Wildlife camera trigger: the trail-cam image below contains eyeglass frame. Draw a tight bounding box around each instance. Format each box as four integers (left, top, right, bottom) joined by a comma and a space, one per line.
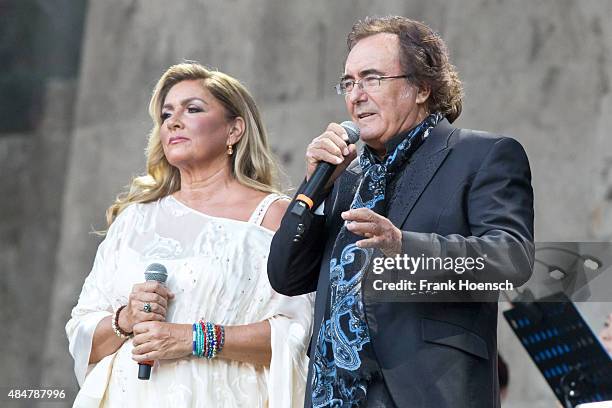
334, 74, 412, 95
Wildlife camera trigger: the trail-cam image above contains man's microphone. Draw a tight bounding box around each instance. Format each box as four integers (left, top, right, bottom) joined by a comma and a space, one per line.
290, 121, 360, 242
295, 121, 360, 211
138, 263, 168, 380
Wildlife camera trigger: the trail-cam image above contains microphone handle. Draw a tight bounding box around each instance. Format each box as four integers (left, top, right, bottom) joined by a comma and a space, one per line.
138, 362, 153, 380
300, 162, 336, 208
138, 278, 165, 380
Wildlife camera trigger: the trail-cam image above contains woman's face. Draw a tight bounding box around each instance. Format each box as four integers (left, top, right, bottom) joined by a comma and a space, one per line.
159, 79, 235, 170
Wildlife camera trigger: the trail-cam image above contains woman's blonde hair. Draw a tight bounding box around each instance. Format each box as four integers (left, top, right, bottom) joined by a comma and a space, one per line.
105, 62, 280, 227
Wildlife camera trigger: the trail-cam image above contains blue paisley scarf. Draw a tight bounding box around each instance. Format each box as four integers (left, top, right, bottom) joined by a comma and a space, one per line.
311, 112, 444, 407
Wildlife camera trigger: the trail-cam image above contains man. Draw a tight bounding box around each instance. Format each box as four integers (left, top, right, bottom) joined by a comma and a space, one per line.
268, 16, 534, 407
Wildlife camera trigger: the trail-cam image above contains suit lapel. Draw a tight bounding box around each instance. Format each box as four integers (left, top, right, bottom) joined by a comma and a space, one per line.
388, 119, 456, 227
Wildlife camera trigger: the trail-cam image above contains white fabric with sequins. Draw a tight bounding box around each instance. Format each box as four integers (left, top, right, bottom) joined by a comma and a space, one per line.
66, 194, 314, 408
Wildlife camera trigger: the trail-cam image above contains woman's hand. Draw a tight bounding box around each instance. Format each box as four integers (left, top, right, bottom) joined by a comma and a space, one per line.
131, 322, 192, 362
119, 282, 175, 334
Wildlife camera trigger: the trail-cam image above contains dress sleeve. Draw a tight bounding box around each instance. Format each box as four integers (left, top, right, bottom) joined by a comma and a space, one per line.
265, 290, 315, 408
65, 208, 131, 386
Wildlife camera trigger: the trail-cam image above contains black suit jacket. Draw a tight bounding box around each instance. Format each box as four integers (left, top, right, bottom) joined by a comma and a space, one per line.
268, 119, 534, 408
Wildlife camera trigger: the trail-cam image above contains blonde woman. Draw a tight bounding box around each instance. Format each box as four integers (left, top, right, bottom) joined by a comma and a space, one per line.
66, 63, 313, 407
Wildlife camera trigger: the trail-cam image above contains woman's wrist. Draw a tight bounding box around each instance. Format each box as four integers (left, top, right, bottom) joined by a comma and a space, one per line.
177, 324, 194, 357
112, 305, 133, 339
117, 306, 132, 334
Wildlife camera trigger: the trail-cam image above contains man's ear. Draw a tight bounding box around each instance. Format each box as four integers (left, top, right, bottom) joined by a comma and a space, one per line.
416, 84, 431, 105
227, 116, 245, 146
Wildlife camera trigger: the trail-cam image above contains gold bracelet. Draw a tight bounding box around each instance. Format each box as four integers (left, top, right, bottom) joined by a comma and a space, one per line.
112, 305, 132, 339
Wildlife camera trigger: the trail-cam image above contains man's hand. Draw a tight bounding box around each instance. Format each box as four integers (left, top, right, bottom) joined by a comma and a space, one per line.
131, 322, 192, 362
306, 123, 357, 188
342, 208, 402, 257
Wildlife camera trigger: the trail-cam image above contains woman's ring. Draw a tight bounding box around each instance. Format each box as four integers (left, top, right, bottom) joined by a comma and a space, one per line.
143, 303, 152, 313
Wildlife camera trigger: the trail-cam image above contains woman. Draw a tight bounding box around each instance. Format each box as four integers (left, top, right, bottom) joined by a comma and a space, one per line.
66, 62, 313, 407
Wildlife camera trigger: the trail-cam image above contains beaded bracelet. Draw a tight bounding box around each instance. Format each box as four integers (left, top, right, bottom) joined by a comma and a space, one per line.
192, 320, 225, 358
192, 323, 198, 355
204, 323, 209, 355
193, 320, 205, 357
206, 321, 215, 358
112, 305, 133, 339
193, 321, 206, 357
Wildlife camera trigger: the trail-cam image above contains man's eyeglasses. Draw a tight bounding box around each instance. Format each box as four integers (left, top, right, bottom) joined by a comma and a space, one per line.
334, 75, 409, 95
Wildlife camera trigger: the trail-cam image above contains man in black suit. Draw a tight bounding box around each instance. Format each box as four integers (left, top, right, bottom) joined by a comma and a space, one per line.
268, 16, 534, 408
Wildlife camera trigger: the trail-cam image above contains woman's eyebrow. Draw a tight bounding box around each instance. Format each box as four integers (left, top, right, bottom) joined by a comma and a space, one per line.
162, 97, 208, 110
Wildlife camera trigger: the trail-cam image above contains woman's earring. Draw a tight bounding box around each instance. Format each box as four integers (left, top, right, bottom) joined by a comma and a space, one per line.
227, 144, 233, 156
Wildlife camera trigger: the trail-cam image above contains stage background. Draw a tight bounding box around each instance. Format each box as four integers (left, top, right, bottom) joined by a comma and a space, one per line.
1, 1, 611, 407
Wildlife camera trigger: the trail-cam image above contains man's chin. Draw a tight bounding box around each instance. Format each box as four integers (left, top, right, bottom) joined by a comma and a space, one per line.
359, 133, 386, 154
359, 129, 382, 145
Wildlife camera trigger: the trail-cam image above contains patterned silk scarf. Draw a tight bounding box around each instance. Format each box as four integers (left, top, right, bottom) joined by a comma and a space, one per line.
311, 113, 444, 407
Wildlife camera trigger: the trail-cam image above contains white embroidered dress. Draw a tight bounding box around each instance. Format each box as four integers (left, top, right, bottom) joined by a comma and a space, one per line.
66, 194, 314, 408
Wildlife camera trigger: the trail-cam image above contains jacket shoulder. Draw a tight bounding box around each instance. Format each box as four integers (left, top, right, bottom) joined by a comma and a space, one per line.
449, 127, 526, 156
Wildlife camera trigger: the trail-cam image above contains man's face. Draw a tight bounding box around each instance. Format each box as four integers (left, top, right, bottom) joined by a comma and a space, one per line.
343, 33, 428, 154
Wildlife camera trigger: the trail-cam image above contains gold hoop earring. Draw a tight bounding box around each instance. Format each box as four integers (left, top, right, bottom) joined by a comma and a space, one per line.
227, 144, 233, 156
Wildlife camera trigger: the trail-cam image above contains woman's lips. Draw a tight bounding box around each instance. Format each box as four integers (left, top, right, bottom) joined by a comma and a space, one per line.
169, 137, 189, 145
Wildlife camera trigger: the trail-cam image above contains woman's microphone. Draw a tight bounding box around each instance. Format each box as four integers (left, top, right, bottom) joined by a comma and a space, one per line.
138, 263, 168, 380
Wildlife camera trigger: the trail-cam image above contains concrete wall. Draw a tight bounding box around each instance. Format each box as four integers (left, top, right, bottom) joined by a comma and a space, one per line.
0, 80, 76, 408
1, 1, 611, 407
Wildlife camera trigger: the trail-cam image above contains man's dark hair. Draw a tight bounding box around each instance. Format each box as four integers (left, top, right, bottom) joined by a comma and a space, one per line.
347, 16, 463, 123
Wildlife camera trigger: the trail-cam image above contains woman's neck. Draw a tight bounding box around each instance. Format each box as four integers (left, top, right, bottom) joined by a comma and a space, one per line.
175, 161, 236, 205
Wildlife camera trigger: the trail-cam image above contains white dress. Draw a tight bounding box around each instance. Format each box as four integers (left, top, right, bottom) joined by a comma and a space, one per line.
66, 194, 314, 408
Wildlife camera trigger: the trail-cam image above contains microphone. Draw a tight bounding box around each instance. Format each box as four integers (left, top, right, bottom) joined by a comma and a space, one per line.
138, 263, 168, 380
295, 121, 360, 210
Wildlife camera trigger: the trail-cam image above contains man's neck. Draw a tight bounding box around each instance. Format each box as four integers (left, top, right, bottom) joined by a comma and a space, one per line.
369, 110, 431, 159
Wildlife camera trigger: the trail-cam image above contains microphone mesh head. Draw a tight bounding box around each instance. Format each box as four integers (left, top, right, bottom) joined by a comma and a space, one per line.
144, 263, 168, 283
340, 121, 360, 144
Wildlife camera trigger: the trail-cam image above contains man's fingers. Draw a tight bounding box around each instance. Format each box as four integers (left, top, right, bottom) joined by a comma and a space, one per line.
323, 129, 350, 154
355, 237, 383, 248
305, 123, 357, 181
346, 221, 379, 237
347, 144, 358, 158
326, 122, 352, 150
316, 136, 345, 157
307, 147, 344, 166
342, 208, 380, 222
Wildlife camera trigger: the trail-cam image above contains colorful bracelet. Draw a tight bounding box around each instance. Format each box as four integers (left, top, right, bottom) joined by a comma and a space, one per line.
192, 320, 225, 359
112, 305, 132, 339
193, 321, 205, 357
192, 323, 198, 356
200, 320, 207, 357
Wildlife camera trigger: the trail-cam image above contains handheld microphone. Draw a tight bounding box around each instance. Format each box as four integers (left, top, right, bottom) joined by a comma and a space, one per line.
295, 121, 360, 210
290, 121, 360, 242
138, 263, 168, 380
